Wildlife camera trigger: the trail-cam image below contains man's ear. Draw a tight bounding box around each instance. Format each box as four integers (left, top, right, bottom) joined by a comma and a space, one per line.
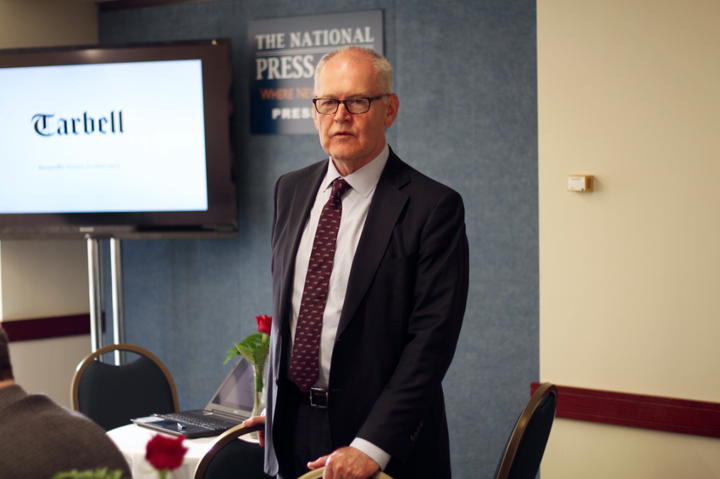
384, 94, 400, 128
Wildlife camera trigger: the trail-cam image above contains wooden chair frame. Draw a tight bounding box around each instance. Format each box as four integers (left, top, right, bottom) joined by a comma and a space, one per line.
71, 343, 179, 413
193, 423, 264, 479
297, 467, 393, 479
494, 382, 558, 479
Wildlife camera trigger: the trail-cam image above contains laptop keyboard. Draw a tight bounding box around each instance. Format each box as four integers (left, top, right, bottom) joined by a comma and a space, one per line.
162, 410, 240, 430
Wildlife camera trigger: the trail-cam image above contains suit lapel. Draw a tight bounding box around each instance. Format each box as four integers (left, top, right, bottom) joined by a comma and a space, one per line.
338, 152, 410, 335
279, 162, 327, 329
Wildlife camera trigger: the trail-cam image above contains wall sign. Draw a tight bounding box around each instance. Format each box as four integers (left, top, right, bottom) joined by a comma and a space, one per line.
248, 10, 384, 135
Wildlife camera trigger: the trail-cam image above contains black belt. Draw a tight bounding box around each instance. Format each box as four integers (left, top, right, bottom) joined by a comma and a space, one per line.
308, 387, 329, 408
291, 385, 329, 409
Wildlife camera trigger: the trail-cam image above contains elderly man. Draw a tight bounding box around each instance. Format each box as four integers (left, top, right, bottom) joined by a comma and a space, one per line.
245, 46, 469, 479
0, 327, 131, 478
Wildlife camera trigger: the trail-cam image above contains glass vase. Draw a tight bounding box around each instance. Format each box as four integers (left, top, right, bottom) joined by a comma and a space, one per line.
249, 364, 266, 441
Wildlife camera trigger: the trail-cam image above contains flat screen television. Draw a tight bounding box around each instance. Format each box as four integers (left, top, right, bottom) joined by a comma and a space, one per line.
0, 39, 238, 240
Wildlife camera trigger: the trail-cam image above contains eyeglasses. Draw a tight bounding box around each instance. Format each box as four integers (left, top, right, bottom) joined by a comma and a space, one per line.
312, 94, 391, 115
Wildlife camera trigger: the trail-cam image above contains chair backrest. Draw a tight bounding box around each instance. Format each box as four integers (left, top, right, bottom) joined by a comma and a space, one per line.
494, 382, 558, 479
71, 343, 179, 431
193, 423, 269, 479
297, 467, 394, 479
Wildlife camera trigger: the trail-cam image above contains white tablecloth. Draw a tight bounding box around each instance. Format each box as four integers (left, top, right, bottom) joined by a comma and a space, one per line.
107, 423, 217, 479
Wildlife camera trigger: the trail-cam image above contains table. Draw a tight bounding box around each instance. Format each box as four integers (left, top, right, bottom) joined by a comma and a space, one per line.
107, 423, 216, 479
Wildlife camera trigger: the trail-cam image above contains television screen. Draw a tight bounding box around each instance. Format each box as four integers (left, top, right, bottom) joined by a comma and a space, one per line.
0, 39, 237, 239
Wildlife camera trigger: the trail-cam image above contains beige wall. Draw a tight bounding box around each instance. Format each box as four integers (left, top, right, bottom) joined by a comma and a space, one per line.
0, 0, 97, 407
0, 0, 97, 48
9, 335, 92, 409
0, 240, 90, 321
538, 0, 720, 477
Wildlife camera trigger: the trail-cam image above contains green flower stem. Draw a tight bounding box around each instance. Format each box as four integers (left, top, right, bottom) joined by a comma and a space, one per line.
225, 332, 269, 420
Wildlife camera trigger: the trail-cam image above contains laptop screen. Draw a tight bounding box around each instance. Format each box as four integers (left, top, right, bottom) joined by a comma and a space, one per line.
210, 358, 255, 412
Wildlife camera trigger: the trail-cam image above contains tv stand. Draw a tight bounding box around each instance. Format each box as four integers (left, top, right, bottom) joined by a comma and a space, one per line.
86, 237, 125, 364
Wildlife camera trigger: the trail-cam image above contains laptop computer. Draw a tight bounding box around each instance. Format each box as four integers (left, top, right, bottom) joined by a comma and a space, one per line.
132, 357, 256, 438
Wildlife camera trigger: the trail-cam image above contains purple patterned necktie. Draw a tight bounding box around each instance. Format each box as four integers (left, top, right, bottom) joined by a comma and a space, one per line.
289, 178, 352, 392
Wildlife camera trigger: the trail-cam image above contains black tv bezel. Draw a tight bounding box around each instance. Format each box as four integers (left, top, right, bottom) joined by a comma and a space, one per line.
0, 38, 238, 240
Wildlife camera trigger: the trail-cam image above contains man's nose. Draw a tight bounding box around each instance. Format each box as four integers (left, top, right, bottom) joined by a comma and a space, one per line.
334, 102, 352, 121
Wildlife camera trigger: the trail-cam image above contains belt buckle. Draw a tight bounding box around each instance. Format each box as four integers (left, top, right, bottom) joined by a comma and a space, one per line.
309, 387, 328, 409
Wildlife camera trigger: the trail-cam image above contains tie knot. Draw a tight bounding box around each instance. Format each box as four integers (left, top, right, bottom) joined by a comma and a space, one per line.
331, 178, 351, 205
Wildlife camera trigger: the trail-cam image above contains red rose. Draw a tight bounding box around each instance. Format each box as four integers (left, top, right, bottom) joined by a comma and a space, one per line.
145, 434, 188, 471
256, 314, 272, 335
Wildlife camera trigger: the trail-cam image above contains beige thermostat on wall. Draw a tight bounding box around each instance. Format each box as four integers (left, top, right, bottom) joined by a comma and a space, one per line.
567, 175, 594, 192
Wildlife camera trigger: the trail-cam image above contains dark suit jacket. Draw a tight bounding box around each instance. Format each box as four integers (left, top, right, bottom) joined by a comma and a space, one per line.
0, 385, 131, 478
266, 149, 469, 479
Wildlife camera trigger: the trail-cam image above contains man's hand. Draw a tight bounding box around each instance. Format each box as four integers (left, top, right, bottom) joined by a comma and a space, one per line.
308, 447, 380, 479
242, 415, 266, 447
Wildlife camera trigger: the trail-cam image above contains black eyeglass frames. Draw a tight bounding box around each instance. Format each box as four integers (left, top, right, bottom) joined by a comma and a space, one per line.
312, 94, 391, 115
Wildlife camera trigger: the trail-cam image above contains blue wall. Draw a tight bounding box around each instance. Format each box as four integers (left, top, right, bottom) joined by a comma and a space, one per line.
99, 1, 537, 477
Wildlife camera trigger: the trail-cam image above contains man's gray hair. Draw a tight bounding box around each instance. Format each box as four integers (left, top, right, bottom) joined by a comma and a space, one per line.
314, 46, 393, 95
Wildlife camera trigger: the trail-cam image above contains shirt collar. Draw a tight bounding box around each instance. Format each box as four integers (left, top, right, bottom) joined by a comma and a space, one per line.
324, 143, 389, 199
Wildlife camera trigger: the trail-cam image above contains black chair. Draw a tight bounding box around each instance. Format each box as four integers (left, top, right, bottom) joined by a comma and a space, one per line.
297, 468, 393, 479
494, 382, 559, 479
193, 423, 269, 479
71, 343, 179, 431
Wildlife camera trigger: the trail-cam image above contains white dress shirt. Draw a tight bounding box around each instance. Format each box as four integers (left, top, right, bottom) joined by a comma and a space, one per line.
290, 143, 391, 469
